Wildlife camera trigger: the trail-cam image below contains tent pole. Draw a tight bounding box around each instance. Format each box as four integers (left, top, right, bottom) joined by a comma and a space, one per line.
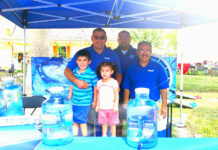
173, 27, 186, 128
179, 44, 185, 125
23, 25, 26, 96
178, 27, 186, 127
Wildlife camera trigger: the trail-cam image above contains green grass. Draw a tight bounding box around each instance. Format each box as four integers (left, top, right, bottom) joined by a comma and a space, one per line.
187, 106, 218, 137
173, 74, 218, 137
176, 74, 218, 92
173, 92, 218, 137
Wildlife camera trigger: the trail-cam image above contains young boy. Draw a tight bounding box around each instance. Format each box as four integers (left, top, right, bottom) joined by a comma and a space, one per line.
68, 49, 98, 136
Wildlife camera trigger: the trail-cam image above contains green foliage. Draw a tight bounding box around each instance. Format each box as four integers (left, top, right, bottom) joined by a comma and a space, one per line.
164, 30, 178, 51
176, 74, 218, 92
14, 69, 23, 74
58, 46, 66, 57
130, 29, 178, 55
130, 29, 164, 49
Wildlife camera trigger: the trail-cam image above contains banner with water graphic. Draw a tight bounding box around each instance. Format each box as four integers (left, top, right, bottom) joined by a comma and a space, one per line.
31, 57, 177, 102
31, 57, 71, 97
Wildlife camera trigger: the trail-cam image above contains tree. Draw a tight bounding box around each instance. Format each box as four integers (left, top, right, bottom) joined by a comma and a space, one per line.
164, 30, 178, 51
130, 29, 164, 49
130, 29, 177, 56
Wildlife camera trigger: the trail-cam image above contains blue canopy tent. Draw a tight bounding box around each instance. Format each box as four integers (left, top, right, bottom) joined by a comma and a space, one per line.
1, 0, 218, 28
1, 0, 218, 127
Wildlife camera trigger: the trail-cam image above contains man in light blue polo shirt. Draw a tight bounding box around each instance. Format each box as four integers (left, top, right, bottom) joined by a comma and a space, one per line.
123, 41, 169, 119
64, 28, 122, 136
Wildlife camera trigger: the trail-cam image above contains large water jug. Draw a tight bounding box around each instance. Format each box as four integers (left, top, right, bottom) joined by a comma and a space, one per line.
127, 88, 158, 149
0, 77, 23, 116
41, 87, 73, 146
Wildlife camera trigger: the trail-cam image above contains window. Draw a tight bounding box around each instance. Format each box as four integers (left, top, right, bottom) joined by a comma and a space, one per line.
53, 44, 70, 58
58, 46, 67, 57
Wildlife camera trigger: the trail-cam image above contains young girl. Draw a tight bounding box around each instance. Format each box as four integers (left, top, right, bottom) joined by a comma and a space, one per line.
96, 62, 119, 137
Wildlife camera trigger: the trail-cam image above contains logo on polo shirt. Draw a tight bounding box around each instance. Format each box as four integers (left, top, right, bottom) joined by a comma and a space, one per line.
129, 55, 135, 59
148, 69, 154, 72
104, 57, 111, 60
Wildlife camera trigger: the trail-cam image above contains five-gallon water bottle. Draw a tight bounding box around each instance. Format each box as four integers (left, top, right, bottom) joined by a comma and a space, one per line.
41, 87, 73, 146
0, 77, 23, 116
127, 88, 158, 149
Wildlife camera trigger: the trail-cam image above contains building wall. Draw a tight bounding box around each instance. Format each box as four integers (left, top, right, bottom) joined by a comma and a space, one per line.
1, 16, 124, 58
0, 16, 130, 96
28, 30, 51, 57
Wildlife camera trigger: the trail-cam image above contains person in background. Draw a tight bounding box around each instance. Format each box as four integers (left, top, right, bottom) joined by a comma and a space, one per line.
123, 41, 169, 119
68, 49, 98, 136
64, 28, 122, 136
95, 62, 119, 137
114, 30, 138, 136
9, 56, 15, 75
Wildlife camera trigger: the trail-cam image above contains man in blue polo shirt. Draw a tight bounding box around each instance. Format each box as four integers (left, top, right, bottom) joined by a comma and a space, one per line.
114, 30, 138, 105
123, 41, 169, 119
64, 28, 122, 136
65, 28, 122, 87
114, 30, 138, 136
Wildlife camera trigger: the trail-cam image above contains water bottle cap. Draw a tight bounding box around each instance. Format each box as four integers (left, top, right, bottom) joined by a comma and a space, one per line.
48, 87, 64, 93
135, 88, 149, 94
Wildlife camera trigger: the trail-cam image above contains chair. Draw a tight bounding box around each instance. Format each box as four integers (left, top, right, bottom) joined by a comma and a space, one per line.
22, 96, 46, 115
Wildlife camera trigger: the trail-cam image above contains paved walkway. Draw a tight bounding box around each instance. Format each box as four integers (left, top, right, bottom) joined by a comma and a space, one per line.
172, 114, 192, 137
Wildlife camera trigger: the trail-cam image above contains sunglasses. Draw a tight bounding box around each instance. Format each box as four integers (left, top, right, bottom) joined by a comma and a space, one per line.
94, 36, 105, 40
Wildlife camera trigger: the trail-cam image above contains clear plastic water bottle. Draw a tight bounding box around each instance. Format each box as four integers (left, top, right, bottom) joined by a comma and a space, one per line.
127, 88, 158, 149
0, 77, 23, 116
41, 87, 73, 146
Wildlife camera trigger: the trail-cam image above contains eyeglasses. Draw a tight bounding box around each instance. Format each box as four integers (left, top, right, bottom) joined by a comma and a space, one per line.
94, 36, 105, 40
138, 49, 151, 54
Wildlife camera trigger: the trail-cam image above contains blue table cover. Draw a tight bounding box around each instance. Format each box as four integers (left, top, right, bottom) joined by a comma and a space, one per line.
0, 125, 217, 150
35, 137, 218, 150
0, 125, 42, 150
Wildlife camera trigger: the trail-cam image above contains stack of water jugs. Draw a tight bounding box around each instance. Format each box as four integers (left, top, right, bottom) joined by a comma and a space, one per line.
127, 88, 158, 149
0, 77, 23, 116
